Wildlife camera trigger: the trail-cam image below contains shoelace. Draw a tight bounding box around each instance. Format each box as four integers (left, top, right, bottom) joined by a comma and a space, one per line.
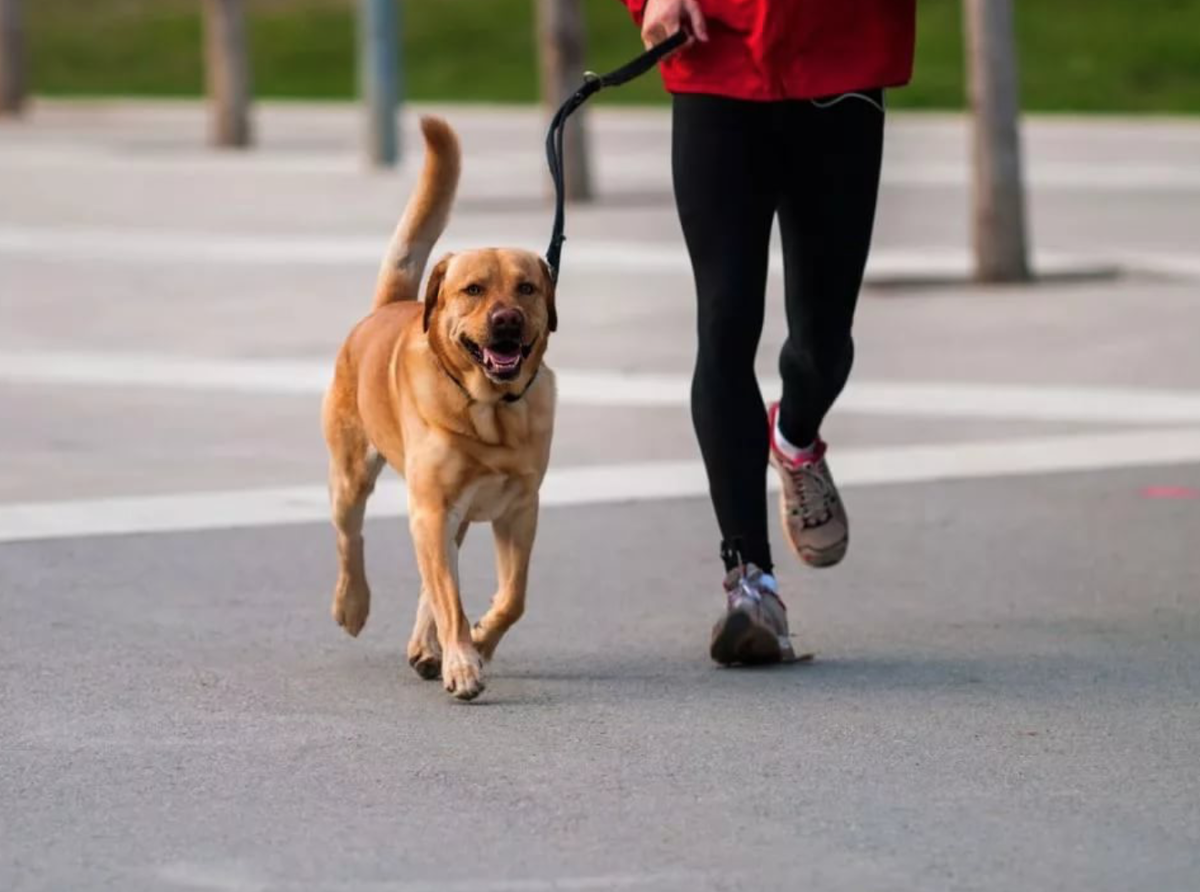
784, 460, 837, 528
726, 568, 769, 609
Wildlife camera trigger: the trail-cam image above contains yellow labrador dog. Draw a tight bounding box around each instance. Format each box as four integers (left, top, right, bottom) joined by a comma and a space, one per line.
322, 117, 556, 701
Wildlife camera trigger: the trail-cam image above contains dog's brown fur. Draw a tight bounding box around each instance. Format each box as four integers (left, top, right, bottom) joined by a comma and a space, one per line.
322, 116, 556, 701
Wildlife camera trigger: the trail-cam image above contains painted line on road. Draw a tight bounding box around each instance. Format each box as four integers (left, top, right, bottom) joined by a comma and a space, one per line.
1121, 250, 1200, 280
4, 141, 1200, 191
881, 160, 1200, 191
6, 349, 1200, 425
0, 350, 331, 395
2, 427, 1198, 543
0, 224, 1149, 280
156, 862, 704, 892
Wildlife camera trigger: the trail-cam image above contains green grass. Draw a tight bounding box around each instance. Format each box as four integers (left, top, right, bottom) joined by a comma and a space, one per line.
24, 0, 1200, 112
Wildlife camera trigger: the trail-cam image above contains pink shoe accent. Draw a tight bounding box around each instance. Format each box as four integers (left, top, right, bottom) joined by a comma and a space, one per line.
767, 402, 826, 468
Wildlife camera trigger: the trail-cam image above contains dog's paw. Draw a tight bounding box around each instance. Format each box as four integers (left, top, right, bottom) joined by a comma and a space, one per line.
470, 623, 499, 662
407, 605, 442, 680
442, 648, 485, 701
407, 645, 442, 681
332, 580, 369, 637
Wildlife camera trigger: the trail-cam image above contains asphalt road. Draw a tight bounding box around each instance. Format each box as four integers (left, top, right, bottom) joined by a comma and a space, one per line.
2, 102, 1199, 891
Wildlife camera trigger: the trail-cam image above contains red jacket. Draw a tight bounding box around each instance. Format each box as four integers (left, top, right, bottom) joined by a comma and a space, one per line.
619, 0, 916, 101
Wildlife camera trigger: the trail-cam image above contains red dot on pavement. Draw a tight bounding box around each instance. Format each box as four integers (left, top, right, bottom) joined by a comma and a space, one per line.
1141, 485, 1200, 500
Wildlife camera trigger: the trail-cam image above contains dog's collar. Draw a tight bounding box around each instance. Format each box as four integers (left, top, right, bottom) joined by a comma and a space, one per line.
504, 366, 540, 403
436, 356, 540, 406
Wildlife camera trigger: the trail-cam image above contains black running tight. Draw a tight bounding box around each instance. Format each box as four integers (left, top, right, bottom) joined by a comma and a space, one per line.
672, 91, 885, 573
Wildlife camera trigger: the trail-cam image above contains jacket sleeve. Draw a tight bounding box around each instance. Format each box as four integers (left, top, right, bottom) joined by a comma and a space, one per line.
615, 0, 648, 25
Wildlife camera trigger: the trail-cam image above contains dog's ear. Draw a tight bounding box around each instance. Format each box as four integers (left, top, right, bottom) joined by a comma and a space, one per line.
422, 254, 452, 333
538, 257, 558, 333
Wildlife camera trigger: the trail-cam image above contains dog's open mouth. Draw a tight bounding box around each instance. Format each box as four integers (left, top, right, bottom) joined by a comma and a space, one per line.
461, 336, 534, 382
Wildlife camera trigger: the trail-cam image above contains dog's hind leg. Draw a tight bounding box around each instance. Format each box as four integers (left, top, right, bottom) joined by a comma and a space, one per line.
407, 519, 468, 680
472, 498, 537, 661
326, 425, 384, 638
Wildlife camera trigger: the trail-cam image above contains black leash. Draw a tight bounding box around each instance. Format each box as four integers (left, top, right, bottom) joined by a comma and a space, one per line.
544, 31, 688, 283
429, 39, 679, 408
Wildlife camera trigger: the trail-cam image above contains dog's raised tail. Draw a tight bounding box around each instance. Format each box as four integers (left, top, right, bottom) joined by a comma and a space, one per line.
371, 116, 461, 309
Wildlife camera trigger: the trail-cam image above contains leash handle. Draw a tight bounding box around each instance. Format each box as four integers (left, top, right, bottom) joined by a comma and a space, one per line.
545, 30, 688, 282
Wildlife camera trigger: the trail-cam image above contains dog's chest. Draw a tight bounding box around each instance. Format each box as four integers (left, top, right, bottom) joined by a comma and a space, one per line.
461, 473, 527, 523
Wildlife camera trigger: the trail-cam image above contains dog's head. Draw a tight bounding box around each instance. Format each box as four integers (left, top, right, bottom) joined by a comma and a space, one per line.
422, 248, 556, 391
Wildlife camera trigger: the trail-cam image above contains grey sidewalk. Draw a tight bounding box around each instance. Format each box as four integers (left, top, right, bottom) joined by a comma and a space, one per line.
1, 102, 1199, 891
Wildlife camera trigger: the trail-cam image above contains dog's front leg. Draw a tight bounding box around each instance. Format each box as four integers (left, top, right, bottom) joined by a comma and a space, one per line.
408, 501, 484, 701
407, 519, 469, 681
472, 496, 537, 661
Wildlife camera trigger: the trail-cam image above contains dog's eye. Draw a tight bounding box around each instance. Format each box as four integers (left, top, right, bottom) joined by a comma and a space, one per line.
464, 283, 484, 297
517, 282, 535, 296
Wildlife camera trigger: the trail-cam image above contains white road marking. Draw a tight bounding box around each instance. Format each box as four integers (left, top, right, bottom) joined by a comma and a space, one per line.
0, 223, 1146, 280
0, 223, 388, 265
278, 872, 703, 892
556, 373, 1200, 425
2, 427, 1198, 543
155, 862, 701, 892
5, 349, 1200, 424
0, 350, 331, 395
3, 139, 1199, 190
839, 381, 1200, 426
882, 160, 1200, 191
157, 863, 268, 892
1121, 250, 1200, 280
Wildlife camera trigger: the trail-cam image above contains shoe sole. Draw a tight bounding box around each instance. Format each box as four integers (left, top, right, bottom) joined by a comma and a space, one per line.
798, 537, 848, 568
710, 609, 782, 667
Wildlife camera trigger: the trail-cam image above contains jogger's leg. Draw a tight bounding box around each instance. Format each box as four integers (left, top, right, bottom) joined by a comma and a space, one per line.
672, 94, 778, 571
776, 90, 886, 447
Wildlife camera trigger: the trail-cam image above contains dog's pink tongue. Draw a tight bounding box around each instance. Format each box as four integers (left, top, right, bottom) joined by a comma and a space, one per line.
484, 347, 521, 368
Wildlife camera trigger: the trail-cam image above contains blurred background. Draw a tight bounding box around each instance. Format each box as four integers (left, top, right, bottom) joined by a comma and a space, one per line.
15, 0, 1200, 111
3, 3, 1200, 892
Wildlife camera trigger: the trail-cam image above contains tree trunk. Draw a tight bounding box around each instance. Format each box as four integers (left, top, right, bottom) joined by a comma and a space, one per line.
536, 0, 593, 201
203, 0, 253, 147
359, 0, 400, 167
964, 0, 1031, 282
0, 0, 26, 116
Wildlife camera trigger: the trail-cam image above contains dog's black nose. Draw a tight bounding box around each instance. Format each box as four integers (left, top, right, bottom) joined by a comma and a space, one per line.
489, 307, 524, 334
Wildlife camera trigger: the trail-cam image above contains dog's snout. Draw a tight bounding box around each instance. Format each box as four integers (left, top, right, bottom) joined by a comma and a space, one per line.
489, 307, 524, 334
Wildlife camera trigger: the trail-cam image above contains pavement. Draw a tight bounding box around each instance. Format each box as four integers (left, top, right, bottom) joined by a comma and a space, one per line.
1, 100, 1199, 891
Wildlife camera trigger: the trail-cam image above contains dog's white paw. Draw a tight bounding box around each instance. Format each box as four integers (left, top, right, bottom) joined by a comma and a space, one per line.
332, 577, 370, 637
442, 648, 485, 701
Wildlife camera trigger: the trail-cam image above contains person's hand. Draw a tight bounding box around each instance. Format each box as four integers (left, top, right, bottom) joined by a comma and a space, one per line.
641, 0, 708, 54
